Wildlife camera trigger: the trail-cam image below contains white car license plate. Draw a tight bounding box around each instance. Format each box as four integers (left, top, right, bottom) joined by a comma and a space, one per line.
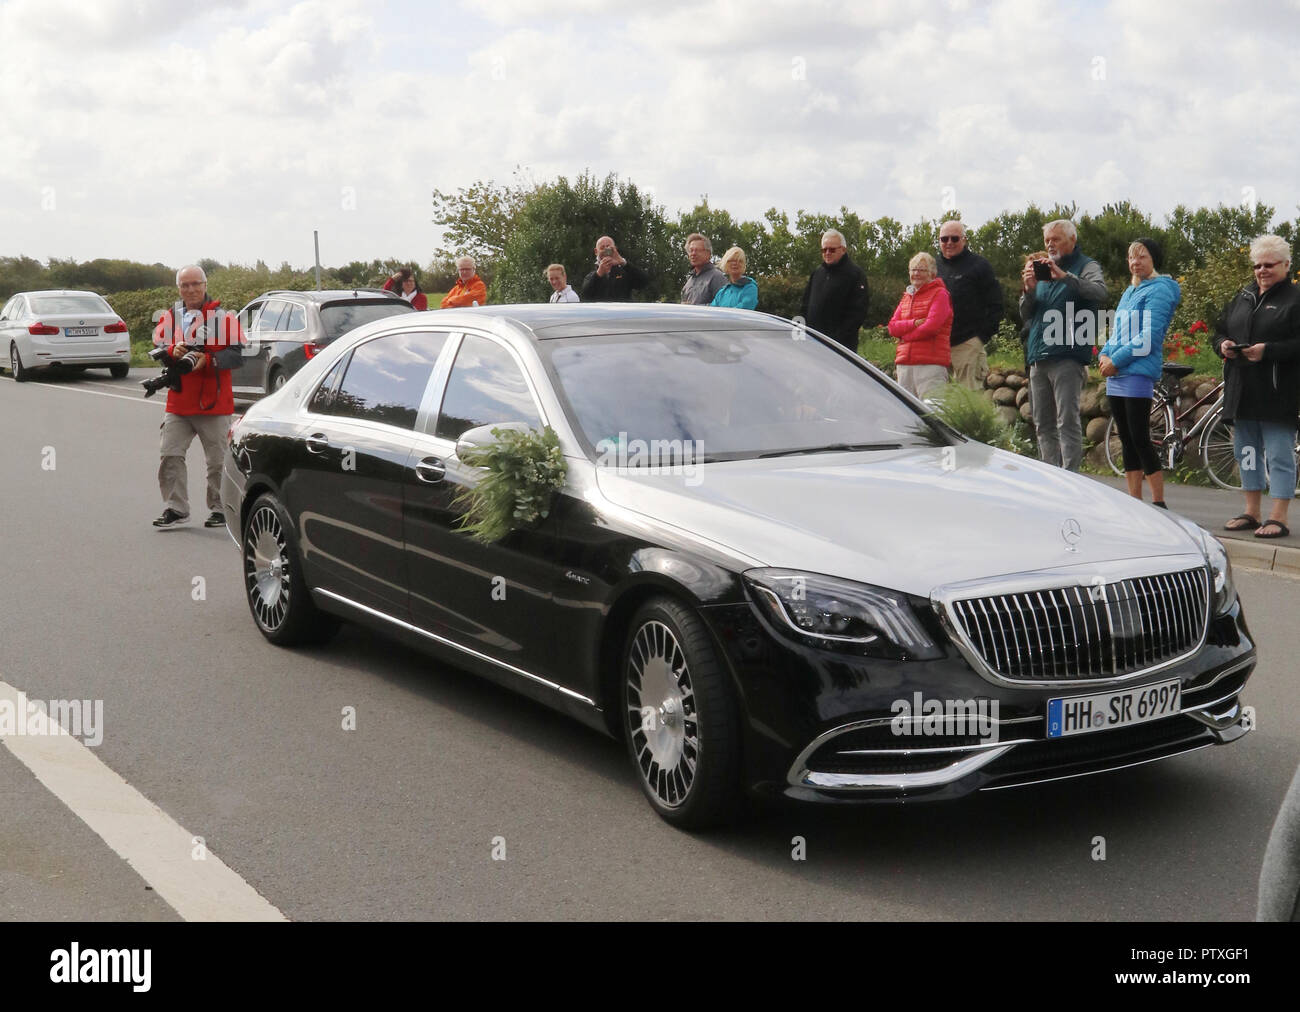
65, 326, 98, 337
1047, 678, 1181, 738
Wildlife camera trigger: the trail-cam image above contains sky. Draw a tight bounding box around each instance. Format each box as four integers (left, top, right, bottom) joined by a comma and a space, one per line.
2, 0, 1297, 270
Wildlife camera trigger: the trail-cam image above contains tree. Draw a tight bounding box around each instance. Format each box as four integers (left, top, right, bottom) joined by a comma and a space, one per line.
493, 171, 673, 304
431, 170, 532, 270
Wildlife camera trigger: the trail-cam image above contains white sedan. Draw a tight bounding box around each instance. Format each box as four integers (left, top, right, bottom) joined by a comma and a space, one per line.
0, 290, 132, 381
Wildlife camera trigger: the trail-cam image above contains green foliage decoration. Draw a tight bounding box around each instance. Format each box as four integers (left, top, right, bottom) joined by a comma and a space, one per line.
453, 427, 568, 544
929, 381, 1012, 448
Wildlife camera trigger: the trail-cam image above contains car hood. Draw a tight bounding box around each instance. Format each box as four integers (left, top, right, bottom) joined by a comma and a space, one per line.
591, 442, 1204, 596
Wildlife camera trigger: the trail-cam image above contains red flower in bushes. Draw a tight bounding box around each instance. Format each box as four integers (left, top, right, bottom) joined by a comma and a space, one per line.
1188, 320, 1208, 334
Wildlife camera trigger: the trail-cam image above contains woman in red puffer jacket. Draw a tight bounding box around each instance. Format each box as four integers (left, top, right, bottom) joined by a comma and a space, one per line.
888, 252, 953, 398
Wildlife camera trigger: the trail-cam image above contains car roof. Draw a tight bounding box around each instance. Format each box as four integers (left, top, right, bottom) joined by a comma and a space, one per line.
256, 289, 400, 302
14, 290, 109, 299
428, 303, 793, 340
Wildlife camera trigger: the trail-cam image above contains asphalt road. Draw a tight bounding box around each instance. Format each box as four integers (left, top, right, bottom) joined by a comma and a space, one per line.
1, 369, 1298, 921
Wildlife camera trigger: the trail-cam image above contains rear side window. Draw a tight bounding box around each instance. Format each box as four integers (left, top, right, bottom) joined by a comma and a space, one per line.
435, 334, 542, 441
257, 301, 288, 332
319, 302, 416, 343
283, 304, 306, 332
319, 331, 448, 429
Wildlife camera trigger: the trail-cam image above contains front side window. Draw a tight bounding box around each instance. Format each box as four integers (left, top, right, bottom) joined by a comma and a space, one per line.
434, 334, 542, 441
318, 331, 447, 429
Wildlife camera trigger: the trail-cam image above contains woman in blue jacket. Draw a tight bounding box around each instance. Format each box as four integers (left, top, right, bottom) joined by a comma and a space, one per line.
1098, 237, 1181, 506
711, 247, 759, 310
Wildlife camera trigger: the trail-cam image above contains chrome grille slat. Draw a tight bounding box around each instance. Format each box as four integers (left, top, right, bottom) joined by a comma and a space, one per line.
949, 567, 1209, 683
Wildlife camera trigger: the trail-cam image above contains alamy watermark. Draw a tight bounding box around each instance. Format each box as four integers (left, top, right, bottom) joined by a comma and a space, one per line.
595, 432, 704, 486
0, 691, 104, 747
1041, 304, 1153, 352
890, 692, 999, 741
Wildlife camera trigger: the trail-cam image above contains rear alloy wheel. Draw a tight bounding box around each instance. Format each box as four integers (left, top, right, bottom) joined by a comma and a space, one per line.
10, 343, 30, 382
1200, 411, 1243, 492
266, 367, 285, 395
109, 363, 129, 379
242, 493, 338, 646
623, 596, 741, 829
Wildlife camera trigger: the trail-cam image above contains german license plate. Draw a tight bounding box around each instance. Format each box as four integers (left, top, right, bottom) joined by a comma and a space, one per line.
1047, 678, 1180, 738
65, 326, 98, 337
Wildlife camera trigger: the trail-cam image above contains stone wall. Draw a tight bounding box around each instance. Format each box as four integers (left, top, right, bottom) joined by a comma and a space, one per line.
983, 369, 1221, 466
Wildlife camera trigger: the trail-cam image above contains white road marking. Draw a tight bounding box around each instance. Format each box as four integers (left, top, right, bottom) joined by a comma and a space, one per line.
0, 680, 287, 922
0, 374, 160, 405
0, 374, 256, 406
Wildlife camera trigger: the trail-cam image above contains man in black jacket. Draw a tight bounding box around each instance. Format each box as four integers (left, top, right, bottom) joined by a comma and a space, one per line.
936, 220, 1003, 388
799, 229, 869, 352
580, 236, 649, 302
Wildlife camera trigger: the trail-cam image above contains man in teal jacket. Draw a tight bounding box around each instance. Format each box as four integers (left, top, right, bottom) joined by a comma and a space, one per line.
1019, 219, 1108, 471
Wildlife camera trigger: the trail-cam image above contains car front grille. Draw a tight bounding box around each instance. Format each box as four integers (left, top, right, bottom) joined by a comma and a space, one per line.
948, 567, 1209, 682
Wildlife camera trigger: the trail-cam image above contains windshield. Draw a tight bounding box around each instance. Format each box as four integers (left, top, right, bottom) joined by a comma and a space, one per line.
544, 329, 949, 463
29, 295, 113, 315
319, 302, 415, 343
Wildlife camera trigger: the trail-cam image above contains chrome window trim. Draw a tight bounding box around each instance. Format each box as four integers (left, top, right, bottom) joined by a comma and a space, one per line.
931, 555, 1211, 689
314, 588, 597, 710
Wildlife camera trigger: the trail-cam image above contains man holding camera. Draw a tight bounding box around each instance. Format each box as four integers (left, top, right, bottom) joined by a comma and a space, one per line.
150, 265, 246, 529
580, 236, 648, 302
1019, 219, 1107, 471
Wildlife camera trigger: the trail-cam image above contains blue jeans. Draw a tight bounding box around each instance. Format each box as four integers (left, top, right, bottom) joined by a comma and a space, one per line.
1233, 418, 1298, 499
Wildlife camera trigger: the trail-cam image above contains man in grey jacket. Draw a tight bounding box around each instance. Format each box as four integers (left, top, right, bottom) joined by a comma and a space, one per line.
680, 233, 726, 305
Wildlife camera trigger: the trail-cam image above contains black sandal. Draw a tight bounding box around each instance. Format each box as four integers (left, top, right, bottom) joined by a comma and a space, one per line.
1255, 520, 1291, 539
1224, 514, 1260, 531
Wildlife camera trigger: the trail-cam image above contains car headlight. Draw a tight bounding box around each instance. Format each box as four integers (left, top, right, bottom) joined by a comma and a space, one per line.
1167, 515, 1237, 616
743, 569, 943, 660
1202, 532, 1237, 615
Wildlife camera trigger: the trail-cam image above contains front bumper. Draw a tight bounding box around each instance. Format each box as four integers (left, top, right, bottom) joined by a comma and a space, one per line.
704, 595, 1256, 805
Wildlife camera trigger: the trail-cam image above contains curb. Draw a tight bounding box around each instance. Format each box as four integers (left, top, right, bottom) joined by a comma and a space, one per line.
1220, 537, 1300, 577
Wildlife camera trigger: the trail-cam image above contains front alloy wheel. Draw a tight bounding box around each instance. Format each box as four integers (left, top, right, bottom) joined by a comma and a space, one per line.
623, 597, 740, 829
242, 493, 337, 646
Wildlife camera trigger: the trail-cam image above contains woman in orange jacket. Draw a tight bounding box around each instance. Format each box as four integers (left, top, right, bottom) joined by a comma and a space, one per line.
887, 252, 953, 399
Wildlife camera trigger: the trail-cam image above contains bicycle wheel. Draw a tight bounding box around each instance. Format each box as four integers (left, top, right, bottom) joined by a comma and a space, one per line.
1200, 410, 1243, 491
1105, 397, 1173, 474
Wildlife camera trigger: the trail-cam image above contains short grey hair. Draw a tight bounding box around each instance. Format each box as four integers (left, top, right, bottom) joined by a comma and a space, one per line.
1043, 219, 1077, 242
821, 229, 846, 248
175, 264, 206, 284
939, 220, 966, 237
455, 256, 476, 270
1250, 234, 1291, 268
685, 232, 712, 255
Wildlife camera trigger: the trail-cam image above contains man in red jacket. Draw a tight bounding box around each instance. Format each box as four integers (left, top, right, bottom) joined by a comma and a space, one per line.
151, 265, 246, 529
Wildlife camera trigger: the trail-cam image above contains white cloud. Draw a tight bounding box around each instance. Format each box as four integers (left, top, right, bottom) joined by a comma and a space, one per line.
2, 0, 1299, 268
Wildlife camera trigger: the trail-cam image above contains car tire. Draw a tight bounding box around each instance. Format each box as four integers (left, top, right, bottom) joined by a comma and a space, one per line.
109, 363, 129, 379
242, 492, 339, 646
622, 596, 741, 829
10, 343, 30, 383
266, 367, 285, 395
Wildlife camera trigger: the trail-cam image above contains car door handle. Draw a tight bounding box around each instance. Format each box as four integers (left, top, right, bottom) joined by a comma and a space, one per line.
414, 457, 445, 483
305, 433, 329, 454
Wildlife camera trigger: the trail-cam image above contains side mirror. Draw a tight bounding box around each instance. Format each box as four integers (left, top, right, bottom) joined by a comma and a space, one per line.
454, 422, 534, 463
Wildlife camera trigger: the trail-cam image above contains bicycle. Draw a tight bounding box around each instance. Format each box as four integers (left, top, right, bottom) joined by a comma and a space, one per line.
1103, 363, 1300, 492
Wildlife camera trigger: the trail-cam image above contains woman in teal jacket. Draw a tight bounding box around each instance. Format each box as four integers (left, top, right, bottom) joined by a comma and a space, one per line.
711, 247, 759, 310
1098, 237, 1181, 506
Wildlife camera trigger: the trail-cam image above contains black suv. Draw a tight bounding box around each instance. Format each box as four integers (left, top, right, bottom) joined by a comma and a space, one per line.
231, 289, 418, 397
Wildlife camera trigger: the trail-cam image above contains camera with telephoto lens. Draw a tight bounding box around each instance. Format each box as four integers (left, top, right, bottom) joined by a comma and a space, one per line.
141, 346, 205, 398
